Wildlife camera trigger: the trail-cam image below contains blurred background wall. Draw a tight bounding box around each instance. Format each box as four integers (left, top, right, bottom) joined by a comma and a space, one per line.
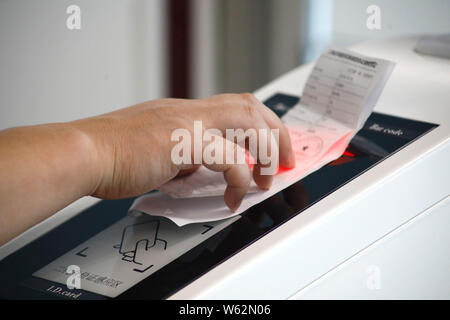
1, 0, 449, 129
191, 0, 450, 98
0, 0, 166, 129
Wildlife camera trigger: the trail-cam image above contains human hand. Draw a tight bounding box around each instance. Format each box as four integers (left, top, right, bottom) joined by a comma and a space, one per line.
73, 93, 295, 211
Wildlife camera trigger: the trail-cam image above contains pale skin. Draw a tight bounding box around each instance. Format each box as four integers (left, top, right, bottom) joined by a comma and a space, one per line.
0, 93, 295, 246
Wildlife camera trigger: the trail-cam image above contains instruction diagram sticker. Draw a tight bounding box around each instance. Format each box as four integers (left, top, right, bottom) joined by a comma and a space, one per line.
33, 214, 239, 297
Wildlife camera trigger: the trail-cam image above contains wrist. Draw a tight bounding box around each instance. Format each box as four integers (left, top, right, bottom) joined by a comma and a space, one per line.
66, 119, 107, 197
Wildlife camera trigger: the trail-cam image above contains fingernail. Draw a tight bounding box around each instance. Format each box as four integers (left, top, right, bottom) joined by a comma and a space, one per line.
229, 198, 243, 212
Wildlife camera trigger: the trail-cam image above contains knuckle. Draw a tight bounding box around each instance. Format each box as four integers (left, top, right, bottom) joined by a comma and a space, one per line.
242, 104, 257, 120
240, 92, 258, 105
240, 95, 259, 119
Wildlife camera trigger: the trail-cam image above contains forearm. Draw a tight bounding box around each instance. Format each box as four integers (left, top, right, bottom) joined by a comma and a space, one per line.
0, 123, 100, 245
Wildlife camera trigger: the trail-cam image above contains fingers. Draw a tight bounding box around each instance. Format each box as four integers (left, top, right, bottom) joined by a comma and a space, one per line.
201, 134, 251, 211
251, 125, 278, 190
249, 95, 296, 169
202, 93, 294, 190
203, 93, 295, 168
170, 93, 295, 211
175, 166, 200, 178
252, 163, 273, 190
